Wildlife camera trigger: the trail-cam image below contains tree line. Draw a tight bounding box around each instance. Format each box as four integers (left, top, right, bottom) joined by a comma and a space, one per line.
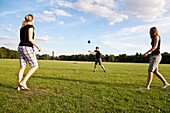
1, 47, 170, 64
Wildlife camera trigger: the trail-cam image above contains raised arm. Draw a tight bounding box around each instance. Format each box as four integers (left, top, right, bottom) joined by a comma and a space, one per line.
143, 36, 159, 57
28, 27, 41, 52
88, 50, 97, 54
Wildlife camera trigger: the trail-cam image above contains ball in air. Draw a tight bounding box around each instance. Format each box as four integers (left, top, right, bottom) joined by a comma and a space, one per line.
88, 40, 91, 44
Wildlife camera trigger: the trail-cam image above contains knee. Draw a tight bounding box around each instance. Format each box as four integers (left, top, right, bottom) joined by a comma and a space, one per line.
148, 70, 152, 73
36, 66, 39, 69
33, 66, 39, 70
153, 71, 158, 75
20, 65, 26, 70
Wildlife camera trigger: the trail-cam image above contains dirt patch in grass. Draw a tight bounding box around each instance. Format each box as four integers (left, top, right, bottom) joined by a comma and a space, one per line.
36, 84, 44, 88
25, 89, 49, 94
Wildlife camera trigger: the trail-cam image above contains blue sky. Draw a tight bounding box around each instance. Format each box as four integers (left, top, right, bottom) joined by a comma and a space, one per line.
0, 0, 170, 56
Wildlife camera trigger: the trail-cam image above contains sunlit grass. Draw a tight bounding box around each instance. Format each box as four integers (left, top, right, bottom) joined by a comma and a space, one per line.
0, 59, 170, 112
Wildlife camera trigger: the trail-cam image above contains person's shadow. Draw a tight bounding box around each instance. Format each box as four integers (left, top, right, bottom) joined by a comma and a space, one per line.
33, 75, 112, 85
32, 76, 135, 94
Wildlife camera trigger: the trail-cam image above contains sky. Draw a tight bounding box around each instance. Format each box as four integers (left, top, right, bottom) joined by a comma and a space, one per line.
0, 0, 170, 56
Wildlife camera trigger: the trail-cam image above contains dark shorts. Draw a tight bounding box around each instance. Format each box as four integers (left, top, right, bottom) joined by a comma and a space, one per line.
18, 46, 38, 67
95, 58, 102, 65
148, 54, 162, 72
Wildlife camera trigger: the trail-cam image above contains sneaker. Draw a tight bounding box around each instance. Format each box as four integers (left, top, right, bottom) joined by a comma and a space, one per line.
140, 87, 150, 90
162, 84, 170, 88
94, 70, 96, 72
104, 70, 106, 72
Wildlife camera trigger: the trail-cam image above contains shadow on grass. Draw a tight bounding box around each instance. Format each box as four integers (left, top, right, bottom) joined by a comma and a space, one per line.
32, 76, 136, 95
32, 76, 134, 87
39, 67, 90, 72
40, 67, 76, 70
0, 83, 16, 90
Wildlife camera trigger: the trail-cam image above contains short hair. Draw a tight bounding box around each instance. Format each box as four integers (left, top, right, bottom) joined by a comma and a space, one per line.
96, 47, 99, 49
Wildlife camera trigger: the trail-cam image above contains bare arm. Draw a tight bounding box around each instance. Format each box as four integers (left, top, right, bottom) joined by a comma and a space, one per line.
143, 36, 159, 57
28, 27, 41, 52
88, 50, 97, 54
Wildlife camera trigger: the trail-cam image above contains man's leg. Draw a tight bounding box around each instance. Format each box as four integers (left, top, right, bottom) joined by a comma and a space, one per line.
94, 64, 97, 72
100, 65, 105, 72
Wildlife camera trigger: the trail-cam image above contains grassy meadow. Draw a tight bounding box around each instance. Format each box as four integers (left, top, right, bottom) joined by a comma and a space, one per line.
0, 59, 170, 113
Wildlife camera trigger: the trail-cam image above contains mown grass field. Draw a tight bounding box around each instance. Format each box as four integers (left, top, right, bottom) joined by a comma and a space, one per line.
0, 59, 170, 113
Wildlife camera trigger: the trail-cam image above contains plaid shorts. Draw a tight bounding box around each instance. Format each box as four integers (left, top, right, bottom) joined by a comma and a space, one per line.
18, 46, 38, 67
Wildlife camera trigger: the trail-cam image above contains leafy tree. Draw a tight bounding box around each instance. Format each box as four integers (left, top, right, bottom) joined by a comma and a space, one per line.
1, 47, 170, 64
109, 55, 115, 62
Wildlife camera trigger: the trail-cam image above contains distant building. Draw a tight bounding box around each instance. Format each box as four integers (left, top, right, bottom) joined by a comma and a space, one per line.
52, 51, 54, 57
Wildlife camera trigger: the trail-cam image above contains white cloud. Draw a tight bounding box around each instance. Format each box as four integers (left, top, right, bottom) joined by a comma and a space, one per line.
58, 36, 64, 40
103, 41, 147, 55
103, 16, 170, 40
58, 21, 64, 25
121, 0, 166, 21
36, 0, 44, 2
2, 41, 18, 48
165, 0, 170, 9
57, 0, 128, 25
51, 0, 54, 6
62, 22, 81, 27
54, 9, 72, 17
0, 36, 15, 40
36, 9, 72, 22
44, 32, 47, 34
0, 10, 19, 16
80, 16, 85, 23
102, 15, 170, 54
16, 15, 21, 18
36, 11, 56, 22
0, 24, 4, 26
162, 45, 170, 53
9, 24, 13, 27
36, 35, 52, 41
4, 28, 18, 34
103, 41, 145, 50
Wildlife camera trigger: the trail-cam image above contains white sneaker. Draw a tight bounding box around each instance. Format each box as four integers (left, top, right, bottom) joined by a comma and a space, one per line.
162, 84, 170, 88
140, 87, 150, 90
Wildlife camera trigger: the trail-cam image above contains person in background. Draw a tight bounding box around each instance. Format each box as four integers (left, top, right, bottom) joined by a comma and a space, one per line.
88, 47, 106, 72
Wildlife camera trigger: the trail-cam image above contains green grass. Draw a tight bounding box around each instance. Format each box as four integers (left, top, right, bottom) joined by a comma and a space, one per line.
0, 59, 170, 113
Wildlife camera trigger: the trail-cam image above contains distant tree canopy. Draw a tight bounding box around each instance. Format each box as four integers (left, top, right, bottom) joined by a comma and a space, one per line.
1, 47, 170, 64
0, 47, 19, 59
